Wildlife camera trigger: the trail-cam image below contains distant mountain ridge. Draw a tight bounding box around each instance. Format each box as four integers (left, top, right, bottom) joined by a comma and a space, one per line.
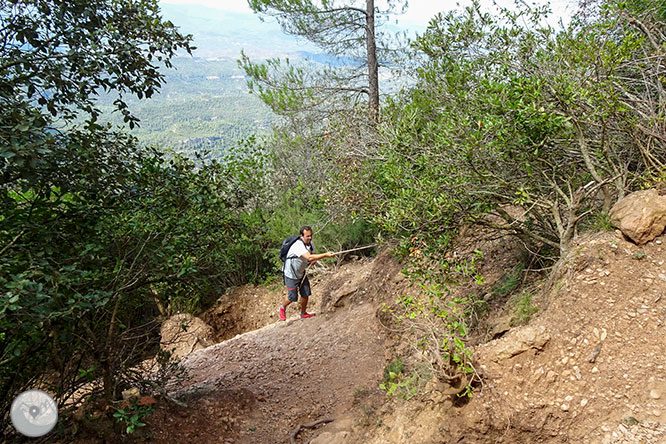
159, 4, 317, 60
104, 3, 405, 159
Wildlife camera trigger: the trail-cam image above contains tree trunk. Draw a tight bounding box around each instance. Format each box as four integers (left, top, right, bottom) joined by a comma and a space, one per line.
573, 120, 612, 212
366, 0, 379, 120
151, 286, 169, 319
102, 298, 121, 401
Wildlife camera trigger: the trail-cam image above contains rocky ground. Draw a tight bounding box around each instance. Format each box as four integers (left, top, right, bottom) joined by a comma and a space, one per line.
342, 231, 666, 444
147, 254, 405, 444
135, 229, 666, 444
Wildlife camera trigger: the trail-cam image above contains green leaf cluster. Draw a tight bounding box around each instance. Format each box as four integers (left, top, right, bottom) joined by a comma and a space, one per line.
113, 400, 154, 435
321, 0, 666, 398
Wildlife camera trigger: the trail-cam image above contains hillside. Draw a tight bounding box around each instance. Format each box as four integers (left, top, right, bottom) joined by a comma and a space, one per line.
91, 57, 275, 159
91, 4, 358, 159
92, 4, 411, 159
90, 3, 318, 159
5, 2, 666, 443
132, 229, 666, 444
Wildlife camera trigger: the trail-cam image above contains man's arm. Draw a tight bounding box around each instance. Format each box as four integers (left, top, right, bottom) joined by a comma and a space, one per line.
302, 251, 335, 262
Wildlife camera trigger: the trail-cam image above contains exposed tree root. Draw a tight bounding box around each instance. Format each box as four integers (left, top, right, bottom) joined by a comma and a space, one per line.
289, 417, 334, 444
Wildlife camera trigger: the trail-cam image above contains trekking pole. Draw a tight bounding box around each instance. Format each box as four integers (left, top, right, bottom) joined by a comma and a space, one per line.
332, 243, 379, 256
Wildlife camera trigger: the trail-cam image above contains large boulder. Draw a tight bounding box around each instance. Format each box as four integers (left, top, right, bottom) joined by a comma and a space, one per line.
476, 325, 550, 361
160, 313, 215, 360
610, 189, 666, 245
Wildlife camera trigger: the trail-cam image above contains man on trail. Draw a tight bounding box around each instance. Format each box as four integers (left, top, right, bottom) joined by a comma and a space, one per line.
279, 226, 334, 321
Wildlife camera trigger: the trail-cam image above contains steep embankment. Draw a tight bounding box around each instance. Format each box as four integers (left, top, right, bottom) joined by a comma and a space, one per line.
351, 232, 666, 444
461, 231, 666, 444
151, 231, 666, 444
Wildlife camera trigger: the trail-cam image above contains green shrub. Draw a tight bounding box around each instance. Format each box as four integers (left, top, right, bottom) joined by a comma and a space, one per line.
511, 292, 538, 326
583, 211, 614, 232
379, 357, 430, 399
113, 399, 154, 435
382, 357, 404, 384
491, 263, 525, 299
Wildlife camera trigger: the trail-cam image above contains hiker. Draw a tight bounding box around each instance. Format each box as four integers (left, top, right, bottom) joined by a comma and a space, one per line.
279, 226, 334, 320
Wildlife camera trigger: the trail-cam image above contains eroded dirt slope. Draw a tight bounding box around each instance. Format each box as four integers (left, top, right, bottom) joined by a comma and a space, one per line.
351, 232, 666, 444
150, 231, 666, 444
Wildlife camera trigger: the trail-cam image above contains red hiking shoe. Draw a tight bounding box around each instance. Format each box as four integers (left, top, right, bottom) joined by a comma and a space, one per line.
300, 312, 315, 319
279, 307, 286, 321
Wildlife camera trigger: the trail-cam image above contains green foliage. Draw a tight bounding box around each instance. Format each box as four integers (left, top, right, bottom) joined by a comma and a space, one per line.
5, 0, 666, 434
335, 0, 666, 259
78, 366, 97, 384
93, 58, 275, 159
381, 238, 484, 397
113, 400, 154, 435
583, 211, 615, 232
0, 1, 281, 432
491, 263, 525, 299
382, 356, 404, 384
511, 292, 538, 326
379, 357, 430, 399
239, 53, 314, 117
0, 140, 272, 423
243, 0, 407, 114
638, 168, 666, 191
0, 0, 193, 155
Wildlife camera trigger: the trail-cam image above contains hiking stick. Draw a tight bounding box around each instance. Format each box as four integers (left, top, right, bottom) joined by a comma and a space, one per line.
332, 243, 378, 256
295, 244, 378, 282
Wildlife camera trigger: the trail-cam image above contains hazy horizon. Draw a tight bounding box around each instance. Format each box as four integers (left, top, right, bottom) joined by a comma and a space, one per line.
159, 0, 575, 34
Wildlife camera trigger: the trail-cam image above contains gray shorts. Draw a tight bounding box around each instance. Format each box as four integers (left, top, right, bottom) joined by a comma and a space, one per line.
284, 276, 311, 302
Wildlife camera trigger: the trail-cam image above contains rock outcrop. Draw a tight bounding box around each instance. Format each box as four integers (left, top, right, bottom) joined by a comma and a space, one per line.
160, 313, 214, 359
610, 189, 666, 244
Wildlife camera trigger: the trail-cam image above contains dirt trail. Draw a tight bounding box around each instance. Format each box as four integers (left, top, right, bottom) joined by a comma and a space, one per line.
147, 232, 666, 444
148, 255, 402, 444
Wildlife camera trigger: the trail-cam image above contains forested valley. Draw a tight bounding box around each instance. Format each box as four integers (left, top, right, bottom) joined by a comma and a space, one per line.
93, 57, 275, 159
1, 0, 665, 441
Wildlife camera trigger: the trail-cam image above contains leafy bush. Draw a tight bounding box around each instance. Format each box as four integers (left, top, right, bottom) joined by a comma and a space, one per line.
0, 143, 276, 424
113, 399, 155, 435
491, 263, 525, 299
582, 211, 616, 233
0, 0, 196, 428
380, 237, 485, 398
379, 357, 431, 400
334, 0, 666, 259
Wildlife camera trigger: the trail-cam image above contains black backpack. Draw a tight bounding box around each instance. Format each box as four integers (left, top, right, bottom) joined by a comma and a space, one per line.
279, 235, 302, 262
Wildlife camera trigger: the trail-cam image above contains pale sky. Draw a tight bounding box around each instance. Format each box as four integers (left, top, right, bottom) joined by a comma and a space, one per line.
158, 0, 445, 26
159, 0, 574, 30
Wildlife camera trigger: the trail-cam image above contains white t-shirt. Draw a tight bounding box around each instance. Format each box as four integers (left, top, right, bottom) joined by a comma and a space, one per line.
284, 239, 315, 280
